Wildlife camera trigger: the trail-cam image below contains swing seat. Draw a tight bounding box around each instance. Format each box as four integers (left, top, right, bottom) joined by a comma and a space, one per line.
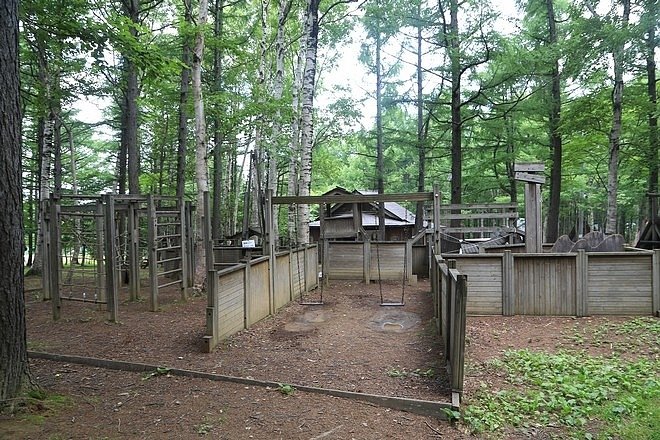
300, 300, 324, 305
380, 301, 405, 307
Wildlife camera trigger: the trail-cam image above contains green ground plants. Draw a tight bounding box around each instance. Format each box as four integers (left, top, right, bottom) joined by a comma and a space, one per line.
462, 318, 660, 438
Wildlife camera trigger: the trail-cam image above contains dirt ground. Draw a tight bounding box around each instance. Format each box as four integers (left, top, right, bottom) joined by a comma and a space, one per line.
1, 277, 655, 439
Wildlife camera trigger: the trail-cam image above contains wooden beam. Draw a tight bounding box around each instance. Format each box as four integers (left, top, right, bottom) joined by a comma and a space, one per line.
438, 212, 519, 220
438, 203, 518, 210
514, 172, 546, 184
514, 163, 545, 172
28, 351, 456, 418
439, 227, 517, 234
272, 192, 434, 205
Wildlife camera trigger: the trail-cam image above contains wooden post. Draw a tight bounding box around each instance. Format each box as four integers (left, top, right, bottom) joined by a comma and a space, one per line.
179, 197, 189, 300
185, 201, 195, 287
127, 201, 139, 301
352, 202, 361, 238
103, 195, 118, 322
652, 249, 660, 317
244, 256, 251, 328
95, 200, 106, 303
524, 183, 543, 253
451, 273, 468, 401
319, 203, 328, 286
146, 195, 158, 312
515, 164, 545, 253
41, 199, 52, 301
576, 249, 589, 317
502, 250, 514, 316
405, 239, 415, 285
364, 240, 371, 284
433, 183, 441, 254
288, 248, 294, 301
203, 191, 213, 271
302, 244, 308, 294
204, 269, 218, 353
49, 195, 61, 320
265, 189, 276, 314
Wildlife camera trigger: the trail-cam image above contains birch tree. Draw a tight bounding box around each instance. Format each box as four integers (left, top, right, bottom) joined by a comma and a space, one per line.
193, 0, 210, 288
297, 0, 321, 244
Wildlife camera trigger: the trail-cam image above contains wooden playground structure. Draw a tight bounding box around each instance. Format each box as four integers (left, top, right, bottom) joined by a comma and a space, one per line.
36, 180, 659, 414
40, 194, 193, 321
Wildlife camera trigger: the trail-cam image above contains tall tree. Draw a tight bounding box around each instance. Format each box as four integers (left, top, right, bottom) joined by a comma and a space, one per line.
297, 0, 321, 244
644, 0, 658, 203
121, 0, 142, 195
177, 0, 193, 198
582, 0, 632, 234
414, 0, 427, 232
0, 0, 29, 406
605, 0, 631, 234
544, 0, 562, 243
193, 0, 210, 288
375, 0, 385, 239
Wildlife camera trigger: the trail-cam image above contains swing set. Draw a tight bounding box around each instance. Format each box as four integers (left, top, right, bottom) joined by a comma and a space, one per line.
270, 189, 440, 307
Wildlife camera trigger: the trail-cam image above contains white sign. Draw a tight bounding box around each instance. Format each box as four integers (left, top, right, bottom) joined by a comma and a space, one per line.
241, 239, 256, 248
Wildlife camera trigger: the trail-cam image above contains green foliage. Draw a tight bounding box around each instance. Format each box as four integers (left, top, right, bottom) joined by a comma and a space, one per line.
142, 367, 172, 380
462, 350, 660, 436
277, 383, 296, 396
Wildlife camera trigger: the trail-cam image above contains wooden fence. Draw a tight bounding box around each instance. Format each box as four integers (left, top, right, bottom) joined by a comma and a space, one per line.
325, 241, 415, 283
448, 249, 660, 316
430, 255, 468, 406
204, 245, 318, 352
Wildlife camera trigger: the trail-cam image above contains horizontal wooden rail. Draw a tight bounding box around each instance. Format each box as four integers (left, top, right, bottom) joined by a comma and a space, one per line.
28, 351, 455, 417
273, 192, 434, 205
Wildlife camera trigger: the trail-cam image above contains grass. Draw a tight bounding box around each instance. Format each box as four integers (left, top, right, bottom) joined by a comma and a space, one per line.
462, 317, 660, 439
565, 317, 660, 356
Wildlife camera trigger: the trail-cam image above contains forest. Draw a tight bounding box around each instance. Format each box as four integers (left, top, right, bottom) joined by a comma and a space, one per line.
19, 0, 658, 268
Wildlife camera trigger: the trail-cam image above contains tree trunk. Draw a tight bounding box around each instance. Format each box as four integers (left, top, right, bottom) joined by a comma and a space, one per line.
605, 0, 630, 234
53, 110, 62, 194
124, 0, 141, 195
193, 0, 210, 289
250, 0, 269, 233
415, 1, 425, 232
212, 0, 224, 240
63, 123, 81, 265
375, 0, 385, 240
176, 0, 193, 199
288, 47, 304, 245
449, 0, 462, 229
505, 109, 517, 203
269, 0, 292, 247
645, 0, 658, 201
297, 0, 321, 245
0, 0, 29, 406
545, 0, 562, 243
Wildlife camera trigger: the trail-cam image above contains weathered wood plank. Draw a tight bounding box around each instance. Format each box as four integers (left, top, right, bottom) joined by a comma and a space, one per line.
272, 192, 434, 205
28, 351, 456, 418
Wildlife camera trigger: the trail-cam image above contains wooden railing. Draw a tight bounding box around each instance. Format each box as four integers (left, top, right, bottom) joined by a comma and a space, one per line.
203, 245, 318, 352
447, 249, 660, 316
430, 253, 468, 406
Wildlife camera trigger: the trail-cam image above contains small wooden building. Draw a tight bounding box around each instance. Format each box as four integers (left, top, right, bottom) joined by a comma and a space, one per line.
309, 187, 421, 242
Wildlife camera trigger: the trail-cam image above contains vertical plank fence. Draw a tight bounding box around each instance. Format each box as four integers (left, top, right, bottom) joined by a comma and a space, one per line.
430, 254, 468, 406
449, 250, 659, 316
204, 245, 318, 352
